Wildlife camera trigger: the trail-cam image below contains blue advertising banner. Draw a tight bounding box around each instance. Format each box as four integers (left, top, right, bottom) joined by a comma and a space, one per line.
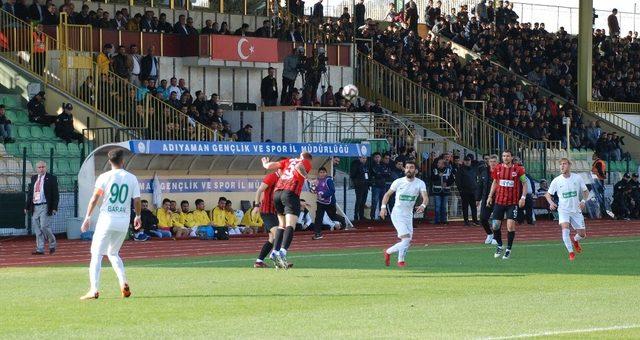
128, 140, 370, 157
139, 178, 263, 193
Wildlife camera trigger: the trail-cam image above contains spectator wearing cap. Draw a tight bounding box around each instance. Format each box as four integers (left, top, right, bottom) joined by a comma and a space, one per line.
27, 91, 57, 125
455, 155, 479, 226
0, 105, 15, 143
261, 67, 279, 106
236, 124, 253, 142
54, 103, 83, 142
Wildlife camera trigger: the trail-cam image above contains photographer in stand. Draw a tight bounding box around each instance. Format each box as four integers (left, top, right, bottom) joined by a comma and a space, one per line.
302, 46, 327, 105
281, 46, 304, 105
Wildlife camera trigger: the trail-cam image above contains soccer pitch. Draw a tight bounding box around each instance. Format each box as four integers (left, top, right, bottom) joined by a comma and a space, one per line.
2, 237, 639, 339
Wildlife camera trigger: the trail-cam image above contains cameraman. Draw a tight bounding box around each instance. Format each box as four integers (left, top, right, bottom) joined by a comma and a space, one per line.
303, 47, 327, 105
281, 46, 304, 105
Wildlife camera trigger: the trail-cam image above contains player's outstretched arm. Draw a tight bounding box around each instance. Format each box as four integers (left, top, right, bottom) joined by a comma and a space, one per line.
379, 188, 396, 220
261, 157, 280, 170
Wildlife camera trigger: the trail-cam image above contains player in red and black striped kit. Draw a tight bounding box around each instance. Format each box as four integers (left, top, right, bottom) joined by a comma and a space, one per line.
486, 150, 528, 260
262, 151, 313, 268
252, 168, 281, 268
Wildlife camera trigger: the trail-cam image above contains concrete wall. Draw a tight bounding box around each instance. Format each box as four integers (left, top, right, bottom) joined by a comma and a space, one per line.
158, 56, 354, 105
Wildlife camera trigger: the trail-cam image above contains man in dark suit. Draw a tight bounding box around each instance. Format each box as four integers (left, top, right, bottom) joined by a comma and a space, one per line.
261, 67, 278, 106
41, 2, 59, 25
24, 161, 59, 255
29, 0, 45, 22
312, 0, 323, 25
139, 46, 159, 82
254, 20, 272, 38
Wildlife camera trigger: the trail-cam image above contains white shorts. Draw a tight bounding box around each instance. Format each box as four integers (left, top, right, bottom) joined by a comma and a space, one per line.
91, 225, 128, 256
558, 211, 586, 230
391, 211, 413, 237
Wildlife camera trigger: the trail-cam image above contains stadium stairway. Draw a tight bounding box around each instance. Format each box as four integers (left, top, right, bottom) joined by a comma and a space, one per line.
0, 92, 82, 192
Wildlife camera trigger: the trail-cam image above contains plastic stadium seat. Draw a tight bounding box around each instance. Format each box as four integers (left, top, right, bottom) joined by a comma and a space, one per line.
67, 143, 81, 157
17, 142, 32, 156
30, 126, 44, 140
24, 160, 34, 175
17, 126, 31, 139
6, 176, 22, 190
31, 143, 44, 157
0, 176, 7, 191
55, 160, 71, 175
4, 143, 19, 156
14, 112, 29, 124
5, 110, 18, 122
4, 159, 22, 175
41, 142, 55, 157
55, 142, 70, 157
42, 126, 56, 139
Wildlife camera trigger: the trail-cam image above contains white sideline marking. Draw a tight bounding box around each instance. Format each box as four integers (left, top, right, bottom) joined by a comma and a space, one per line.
481, 324, 640, 339
139, 238, 640, 267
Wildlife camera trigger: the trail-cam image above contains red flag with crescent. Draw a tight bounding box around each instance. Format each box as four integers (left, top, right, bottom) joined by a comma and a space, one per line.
210, 35, 279, 63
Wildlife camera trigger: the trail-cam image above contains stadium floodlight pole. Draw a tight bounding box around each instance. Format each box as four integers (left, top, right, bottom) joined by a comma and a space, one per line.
577, 0, 593, 108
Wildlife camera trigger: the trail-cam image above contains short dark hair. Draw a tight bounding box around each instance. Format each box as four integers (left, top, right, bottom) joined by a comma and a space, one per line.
372, 152, 381, 157
405, 160, 417, 168
218, 197, 227, 202
503, 149, 513, 156
318, 166, 327, 172
107, 149, 124, 164
195, 199, 204, 205
170, 200, 176, 204
162, 198, 171, 204
141, 199, 148, 204
301, 151, 312, 160
180, 200, 189, 205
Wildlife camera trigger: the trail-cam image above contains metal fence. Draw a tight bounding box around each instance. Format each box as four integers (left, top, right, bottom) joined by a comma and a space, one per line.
0, 10, 216, 142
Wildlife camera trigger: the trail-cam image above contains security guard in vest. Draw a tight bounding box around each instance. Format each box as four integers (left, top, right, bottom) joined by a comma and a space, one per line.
32, 23, 47, 76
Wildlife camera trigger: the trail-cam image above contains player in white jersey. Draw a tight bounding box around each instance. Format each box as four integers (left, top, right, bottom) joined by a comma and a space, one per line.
544, 158, 589, 261
379, 161, 428, 267
79, 149, 142, 300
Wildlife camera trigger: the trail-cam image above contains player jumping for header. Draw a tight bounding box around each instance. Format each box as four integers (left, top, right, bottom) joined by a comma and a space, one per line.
544, 158, 589, 261
262, 151, 313, 269
380, 161, 428, 267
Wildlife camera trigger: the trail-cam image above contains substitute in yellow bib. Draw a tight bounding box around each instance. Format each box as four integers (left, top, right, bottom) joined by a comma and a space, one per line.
172, 200, 194, 238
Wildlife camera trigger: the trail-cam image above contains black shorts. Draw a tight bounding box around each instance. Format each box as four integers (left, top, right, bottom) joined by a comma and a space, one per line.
273, 190, 301, 216
491, 204, 518, 221
260, 213, 279, 231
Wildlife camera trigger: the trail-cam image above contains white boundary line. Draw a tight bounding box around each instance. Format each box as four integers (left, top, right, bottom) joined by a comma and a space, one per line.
138, 238, 640, 267
480, 324, 640, 339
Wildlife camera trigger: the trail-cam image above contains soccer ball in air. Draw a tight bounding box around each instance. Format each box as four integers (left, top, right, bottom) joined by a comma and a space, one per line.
342, 84, 359, 101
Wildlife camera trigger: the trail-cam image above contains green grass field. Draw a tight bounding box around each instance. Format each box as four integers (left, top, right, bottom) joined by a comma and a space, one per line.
2, 237, 640, 339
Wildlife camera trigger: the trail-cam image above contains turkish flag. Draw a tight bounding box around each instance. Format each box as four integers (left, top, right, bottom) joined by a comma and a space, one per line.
210, 35, 279, 63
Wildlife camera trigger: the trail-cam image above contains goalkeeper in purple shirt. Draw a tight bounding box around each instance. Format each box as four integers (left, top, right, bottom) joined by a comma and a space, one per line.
310, 167, 347, 240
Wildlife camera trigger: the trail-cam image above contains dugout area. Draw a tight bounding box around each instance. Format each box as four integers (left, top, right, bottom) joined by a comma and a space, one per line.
76, 140, 368, 233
